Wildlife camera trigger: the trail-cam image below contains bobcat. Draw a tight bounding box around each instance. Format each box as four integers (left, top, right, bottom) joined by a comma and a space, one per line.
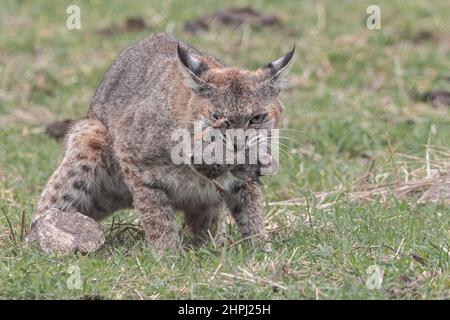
35, 33, 295, 253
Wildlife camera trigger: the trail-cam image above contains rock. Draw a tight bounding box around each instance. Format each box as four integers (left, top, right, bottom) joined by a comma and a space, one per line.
27, 209, 105, 255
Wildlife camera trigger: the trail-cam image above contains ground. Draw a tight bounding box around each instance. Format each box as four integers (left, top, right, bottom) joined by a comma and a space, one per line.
0, 0, 449, 299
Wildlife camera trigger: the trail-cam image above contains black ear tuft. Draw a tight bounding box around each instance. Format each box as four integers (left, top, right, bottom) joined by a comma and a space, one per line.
177, 43, 208, 77
260, 46, 296, 92
176, 42, 214, 93
266, 45, 296, 77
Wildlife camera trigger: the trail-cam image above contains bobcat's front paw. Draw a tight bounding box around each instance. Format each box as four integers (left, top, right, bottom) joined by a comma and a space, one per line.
148, 231, 181, 257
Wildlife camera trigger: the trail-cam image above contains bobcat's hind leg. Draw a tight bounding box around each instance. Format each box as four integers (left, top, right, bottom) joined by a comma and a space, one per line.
36, 119, 131, 221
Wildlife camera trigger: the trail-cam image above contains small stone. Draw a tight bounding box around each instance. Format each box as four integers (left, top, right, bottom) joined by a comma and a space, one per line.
27, 208, 105, 255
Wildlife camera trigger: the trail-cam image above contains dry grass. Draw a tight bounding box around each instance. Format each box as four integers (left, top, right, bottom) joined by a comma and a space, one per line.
270, 148, 450, 208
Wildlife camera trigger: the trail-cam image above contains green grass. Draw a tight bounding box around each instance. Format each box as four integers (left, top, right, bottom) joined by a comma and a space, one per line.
0, 0, 449, 299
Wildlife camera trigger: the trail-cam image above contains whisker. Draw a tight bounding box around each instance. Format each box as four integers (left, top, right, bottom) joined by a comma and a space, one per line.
258, 141, 295, 161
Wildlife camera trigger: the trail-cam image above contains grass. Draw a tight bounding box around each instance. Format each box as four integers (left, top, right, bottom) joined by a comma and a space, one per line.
0, 0, 449, 299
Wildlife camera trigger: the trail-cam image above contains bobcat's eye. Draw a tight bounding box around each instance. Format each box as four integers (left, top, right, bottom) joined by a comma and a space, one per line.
250, 113, 267, 124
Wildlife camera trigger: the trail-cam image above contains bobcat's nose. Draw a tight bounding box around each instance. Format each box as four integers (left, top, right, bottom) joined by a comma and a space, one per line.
225, 117, 248, 129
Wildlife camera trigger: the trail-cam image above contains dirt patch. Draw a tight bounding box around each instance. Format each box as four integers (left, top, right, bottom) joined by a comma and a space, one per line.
422, 91, 450, 109
408, 30, 450, 52
45, 119, 75, 140
184, 7, 282, 33
98, 17, 151, 36
410, 30, 440, 44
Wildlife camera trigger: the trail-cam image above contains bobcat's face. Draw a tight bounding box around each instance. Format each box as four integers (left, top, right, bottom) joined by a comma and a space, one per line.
177, 44, 295, 133
176, 44, 295, 176
200, 68, 283, 132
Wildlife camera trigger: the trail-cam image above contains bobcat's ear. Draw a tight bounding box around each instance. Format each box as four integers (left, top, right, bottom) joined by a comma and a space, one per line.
259, 46, 296, 93
177, 43, 215, 93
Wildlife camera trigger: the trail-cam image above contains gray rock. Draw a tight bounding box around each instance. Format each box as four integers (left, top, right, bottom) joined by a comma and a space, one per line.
27, 208, 105, 254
